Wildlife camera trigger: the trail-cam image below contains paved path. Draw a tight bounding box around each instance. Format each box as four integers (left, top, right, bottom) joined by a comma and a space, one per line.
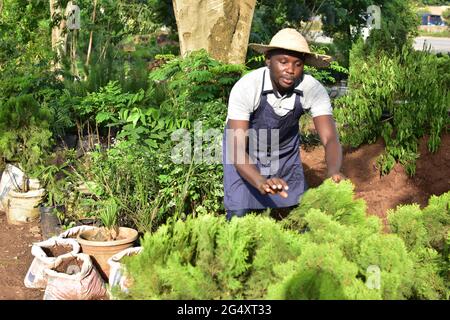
413, 37, 450, 53
313, 34, 450, 54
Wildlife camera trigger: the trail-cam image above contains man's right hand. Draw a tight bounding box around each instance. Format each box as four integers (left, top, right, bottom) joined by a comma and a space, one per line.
257, 178, 289, 198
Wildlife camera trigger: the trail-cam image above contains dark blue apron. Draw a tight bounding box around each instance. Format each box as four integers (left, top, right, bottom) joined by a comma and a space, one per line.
223, 71, 307, 211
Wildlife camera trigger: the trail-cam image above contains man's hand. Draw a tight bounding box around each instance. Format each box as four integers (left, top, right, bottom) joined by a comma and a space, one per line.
329, 172, 346, 183
313, 115, 344, 184
257, 177, 289, 198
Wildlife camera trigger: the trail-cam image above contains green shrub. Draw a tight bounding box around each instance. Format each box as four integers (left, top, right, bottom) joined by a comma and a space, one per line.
120, 214, 303, 299
388, 191, 450, 254
334, 40, 450, 175
387, 192, 450, 298
282, 179, 369, 231
119, 181, 448, 300
422, 192, 450, 252
388, 204, 429, 250
149, 50, 246, 106
0, 94, 54, 176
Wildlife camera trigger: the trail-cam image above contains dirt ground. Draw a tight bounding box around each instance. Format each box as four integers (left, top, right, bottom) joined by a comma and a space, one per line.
0, 214, 44, 300
302, 133, 450, 226
0, 133, 448, 300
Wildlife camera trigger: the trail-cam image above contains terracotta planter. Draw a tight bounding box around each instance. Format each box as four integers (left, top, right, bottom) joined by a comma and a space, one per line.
77, 227, 138, 281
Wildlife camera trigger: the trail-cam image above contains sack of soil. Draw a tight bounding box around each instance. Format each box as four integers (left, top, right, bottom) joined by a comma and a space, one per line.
107, 246, 142, 297
58, 225, 97, 239
24, 238, 80, 289
43, 253, 107, 300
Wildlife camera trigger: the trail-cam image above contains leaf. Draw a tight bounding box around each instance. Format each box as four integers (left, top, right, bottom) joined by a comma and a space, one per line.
127, 109, 142, 127
95, 111, 113, 124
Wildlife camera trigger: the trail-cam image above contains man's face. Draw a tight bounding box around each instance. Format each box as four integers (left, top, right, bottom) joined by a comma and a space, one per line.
266, 50, 304, 95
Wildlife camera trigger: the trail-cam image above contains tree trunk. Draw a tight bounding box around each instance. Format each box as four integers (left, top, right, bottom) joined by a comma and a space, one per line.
85, 0, 97, 67
172, 0, 256, 65
49, 0, 67, 69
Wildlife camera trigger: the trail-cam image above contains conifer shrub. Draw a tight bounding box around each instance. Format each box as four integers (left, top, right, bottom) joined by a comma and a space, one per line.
387, 191, 450, 298
281, 179, 370, 231
387, 192, 450, 255
118, 181, 448, 300
119, 214, 303, 299
275, 209, 414, 300
421, 192, 450, 252
0, 94, 53, 176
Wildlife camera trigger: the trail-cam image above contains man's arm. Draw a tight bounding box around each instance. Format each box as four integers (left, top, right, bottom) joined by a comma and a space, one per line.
227, 119, 288, 197
312, 115, 345, 182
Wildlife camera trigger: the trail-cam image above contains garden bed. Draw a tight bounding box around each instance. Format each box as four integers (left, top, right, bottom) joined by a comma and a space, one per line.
302, 132, 450, 226
0, 132, 448, 300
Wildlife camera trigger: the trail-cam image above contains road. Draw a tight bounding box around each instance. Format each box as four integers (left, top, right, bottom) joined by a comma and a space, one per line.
413, 37, 450, 54
312, 33, 450, 54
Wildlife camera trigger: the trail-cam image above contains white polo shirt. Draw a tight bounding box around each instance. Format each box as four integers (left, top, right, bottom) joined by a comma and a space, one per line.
227, 66, 332, 121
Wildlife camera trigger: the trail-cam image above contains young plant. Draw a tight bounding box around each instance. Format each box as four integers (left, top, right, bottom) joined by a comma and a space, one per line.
334, 40, 449, 176
98, 197, 120, 241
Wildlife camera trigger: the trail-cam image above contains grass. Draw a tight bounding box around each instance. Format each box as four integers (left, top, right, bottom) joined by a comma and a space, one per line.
418, 29, 450, 38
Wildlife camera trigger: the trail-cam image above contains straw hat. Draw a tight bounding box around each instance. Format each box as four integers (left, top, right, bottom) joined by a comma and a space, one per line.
249, 28, 332, 68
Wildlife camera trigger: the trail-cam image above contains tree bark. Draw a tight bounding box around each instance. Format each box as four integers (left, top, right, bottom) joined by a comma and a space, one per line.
85, 0, 98, 67
49, 0, 67, 69
172, 0, 256, 65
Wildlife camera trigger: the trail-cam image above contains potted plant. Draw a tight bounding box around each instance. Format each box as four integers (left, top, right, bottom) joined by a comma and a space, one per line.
4, 163, 45, 225
76, 197, 138, 281
0, 95, 52, 224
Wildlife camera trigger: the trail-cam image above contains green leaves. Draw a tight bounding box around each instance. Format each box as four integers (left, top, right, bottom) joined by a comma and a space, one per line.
334, 40, 449, 175
98, 197, 120, 230
119, 182, 448, 300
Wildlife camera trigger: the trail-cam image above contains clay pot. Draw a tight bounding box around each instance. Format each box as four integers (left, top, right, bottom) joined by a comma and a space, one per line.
76, 227, 138, 281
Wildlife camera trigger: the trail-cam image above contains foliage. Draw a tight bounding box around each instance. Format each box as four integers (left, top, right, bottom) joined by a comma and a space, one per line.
118, 214, 304, 299
250, 0, 315, 44
0, 0, 80, 153
282, 180, 447, 300
49, 0, 180, 92
418, 0, 450, 5
70, 51, 243, 231
282, 180, 369, 231
36, 149, 76, 206
388, 192, 450, 255
251, 0, 419, 66
97, 197, 119, 229
116, 180, 447, 300
365, 0, 420, 55
304, 45, 349, 84
75, 141, 158, 231
0, 95, 54, 177
149, 50, 246, 106
95, 197, 121, 241
334, 40, 450, 175
442, 8, 450, 25
75, 80, 144, 124
387, 191, 450, 298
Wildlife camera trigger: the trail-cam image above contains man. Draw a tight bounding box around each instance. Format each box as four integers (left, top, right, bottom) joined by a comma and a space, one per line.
223, 28, 345, 220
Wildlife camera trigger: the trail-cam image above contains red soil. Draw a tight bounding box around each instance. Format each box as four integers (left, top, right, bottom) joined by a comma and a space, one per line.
302, 133, 450, 225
